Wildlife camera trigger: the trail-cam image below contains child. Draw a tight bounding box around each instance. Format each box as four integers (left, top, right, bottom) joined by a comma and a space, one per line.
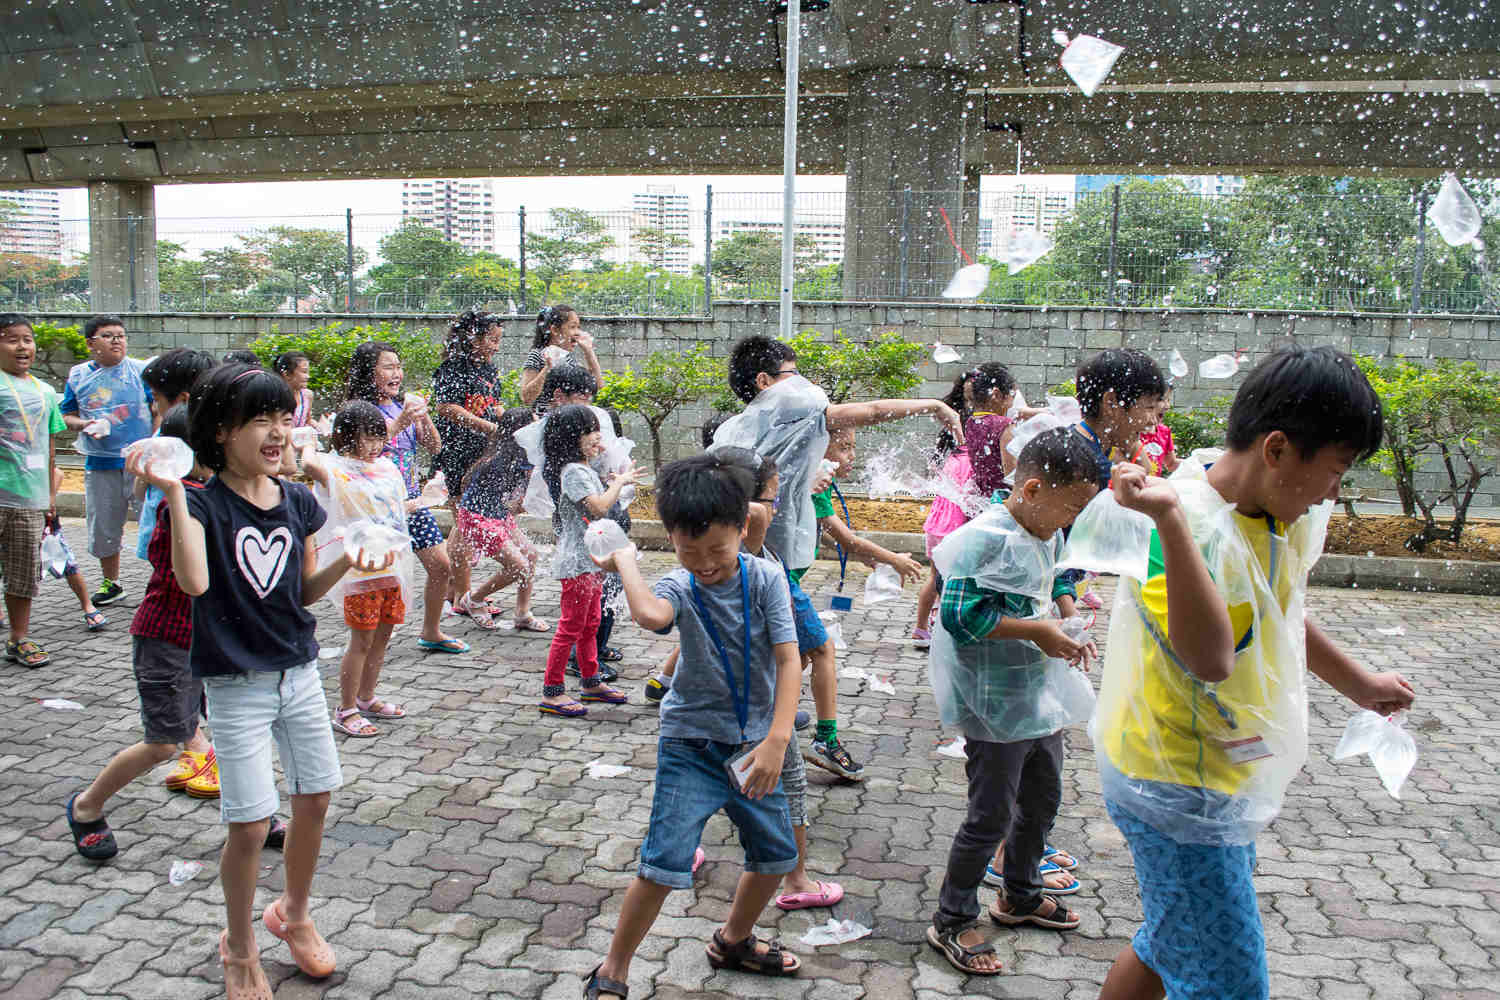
274, 350, 313, 427
136, 348, 217, 563
926, 428, 1100, 976
539, 403, 636, 716
59, 314, 154, 608
583, 453, 804, 1000
813, 427, 923, 588
1135, 383, 1179, 475
450, 407, 547, 631
713, 335, 964, 779
1097, 347, 1414, 1000
520, 303, 603, 411
1072, 348, 1167, 491
67, 404, 290, 859
41, 487, 108, 631
301, 401, 416, 739
0, 313, 65, 668
131, 364, 392, 997
586, 406, 632, 666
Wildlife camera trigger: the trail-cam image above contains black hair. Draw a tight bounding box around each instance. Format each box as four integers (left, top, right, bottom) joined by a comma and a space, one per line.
346, 341, 400, 405
0, 313, 32, 335
444, 309, 499, 362
221, 349, 261, 366
533, 304, 579, 349
187, 364, 296, 472
273, 350, 309, 377
540, 363, 597, 406
710, 445, 778, 499
970, 362, 1017, 408
331, 400, 391, 457
728, 335, 797, 403
1225, 346, 1384, 463
602, 406, 624, 438
143, 348, 216, 402
1014, 426, 1103, 488
159, 401, 191, 443
1075, 348, 1167, 421
541, 403, 600, 503
701, 412, 731, 450
464, 406, 537, 495
935, 369, 975, 457
83, 315, 124, 340
655, 452, 754, 538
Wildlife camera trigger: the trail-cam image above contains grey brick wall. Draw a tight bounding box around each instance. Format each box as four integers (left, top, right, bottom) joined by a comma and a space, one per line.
31, 303, 1500, 509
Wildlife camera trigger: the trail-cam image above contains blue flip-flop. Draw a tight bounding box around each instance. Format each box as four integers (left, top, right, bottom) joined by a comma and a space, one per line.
538, 700, 588, 718
1043, 844, 1079, 870
417, 637, 470, 654
983, 859, 1081, 894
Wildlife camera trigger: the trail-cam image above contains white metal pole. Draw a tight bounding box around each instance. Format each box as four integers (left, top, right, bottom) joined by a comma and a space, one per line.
779, 1, 801, 340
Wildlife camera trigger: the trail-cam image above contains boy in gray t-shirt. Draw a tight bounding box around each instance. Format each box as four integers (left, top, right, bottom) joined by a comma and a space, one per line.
584, 453, 804, 999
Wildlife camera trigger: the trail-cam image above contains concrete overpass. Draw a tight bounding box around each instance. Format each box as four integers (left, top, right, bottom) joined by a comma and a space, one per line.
3, 0, 1499, 307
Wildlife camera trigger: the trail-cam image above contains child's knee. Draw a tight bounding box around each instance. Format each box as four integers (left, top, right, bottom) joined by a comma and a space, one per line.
227, 818, 271, 845
145, 742, 180, 766
291, 791, 331, 815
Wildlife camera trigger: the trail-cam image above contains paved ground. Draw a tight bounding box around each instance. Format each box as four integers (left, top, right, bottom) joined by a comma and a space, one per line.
2, 520, 1498, 1000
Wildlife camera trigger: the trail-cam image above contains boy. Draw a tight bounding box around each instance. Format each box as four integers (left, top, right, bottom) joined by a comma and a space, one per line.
585, 454, 804, 999
0, 314, 64, 668
1097, 346, 1414, 1000
136, 349, 216, 562
925, 428, 1099, 976
813, 426, 924, 587
1072, 347, 1167, 490
59, 314, 154, 606
713, 335, 963, 778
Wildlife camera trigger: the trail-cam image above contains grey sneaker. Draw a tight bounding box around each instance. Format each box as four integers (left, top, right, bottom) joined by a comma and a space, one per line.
794, 710, 812, 732
804, 738, 865, 781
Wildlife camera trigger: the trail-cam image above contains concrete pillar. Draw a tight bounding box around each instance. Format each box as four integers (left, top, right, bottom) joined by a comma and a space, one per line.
842, 67, 970, 301
961, 164, 982, 266
88, 181, 158, 312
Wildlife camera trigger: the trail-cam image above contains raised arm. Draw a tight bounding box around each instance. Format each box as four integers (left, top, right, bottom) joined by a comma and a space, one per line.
518, 364, 548, 406
826, 398, 964, 446
595, 544, 675, 630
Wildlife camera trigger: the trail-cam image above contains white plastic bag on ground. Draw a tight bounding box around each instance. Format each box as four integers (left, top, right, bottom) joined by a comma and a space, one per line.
800, 918, 873, 947
1059, 35, 1124, 97
585, 758, 632, 779
1057, 489, 1155, 582
863, 564, 904, 605
168, 860, 204, 885
941, 263, 990, 299
1431, 173, 1482, 247
937, 736, 967, 758
1334, 710, 1417, 799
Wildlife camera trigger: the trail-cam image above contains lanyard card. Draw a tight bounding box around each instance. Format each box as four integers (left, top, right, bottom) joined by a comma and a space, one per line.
725, 742, 760, 793
826, 589, 853, 613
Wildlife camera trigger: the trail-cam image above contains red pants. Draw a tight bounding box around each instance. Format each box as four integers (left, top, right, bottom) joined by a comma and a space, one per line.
544, 573, 603, 693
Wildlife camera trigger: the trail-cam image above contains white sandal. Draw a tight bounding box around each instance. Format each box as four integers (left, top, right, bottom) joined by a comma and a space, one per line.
331, 707, 378, 738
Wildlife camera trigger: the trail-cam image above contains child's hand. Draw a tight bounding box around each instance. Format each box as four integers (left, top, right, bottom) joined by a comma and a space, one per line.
885, 552, 924, 585
589, 542, 638, 573
1112, 462, 1179, 520
608, 463, 643, 487
125, 448, 181, 494
740, 739, 785, 799
933, 401, 965, 446
811, 465, 834, 494
1032, 620, 1088, 662
1357, 671, 1415, 716
348, 548, 398, 573
575, 331, 596, 353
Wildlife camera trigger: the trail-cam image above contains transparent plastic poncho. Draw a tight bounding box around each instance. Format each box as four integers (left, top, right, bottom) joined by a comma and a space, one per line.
516, 405, 618, 519
314, 454, 414, 606
1092, 450, 1333, 845
927, 505, 1090, 742
712, 375, 830, 569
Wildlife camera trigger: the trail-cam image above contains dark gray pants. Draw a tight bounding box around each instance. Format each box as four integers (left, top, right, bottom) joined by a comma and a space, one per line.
934, 731, 1064, 931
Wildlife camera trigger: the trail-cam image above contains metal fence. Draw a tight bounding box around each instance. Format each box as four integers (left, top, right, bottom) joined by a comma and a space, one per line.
1, 183, 1494, 316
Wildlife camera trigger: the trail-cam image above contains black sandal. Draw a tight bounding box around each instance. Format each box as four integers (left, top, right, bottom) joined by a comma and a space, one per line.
705, 929, 800, 976
583, 964, 628, 1000
66, 792, 118, 862
989, 894, 1081, 930
264, 816, 288, 851
926, 924, 1002, 976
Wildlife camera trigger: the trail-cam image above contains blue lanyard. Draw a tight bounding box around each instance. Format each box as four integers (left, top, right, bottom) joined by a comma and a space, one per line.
690, 554, 753, 742
830, 481, 852, 589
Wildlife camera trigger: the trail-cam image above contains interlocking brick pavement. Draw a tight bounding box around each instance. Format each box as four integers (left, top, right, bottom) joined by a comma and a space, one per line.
1, 520, 1497, 999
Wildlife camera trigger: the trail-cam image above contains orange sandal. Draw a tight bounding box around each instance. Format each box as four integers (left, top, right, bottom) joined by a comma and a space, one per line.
218, 930, 273, 1000
263, 898, 336, 978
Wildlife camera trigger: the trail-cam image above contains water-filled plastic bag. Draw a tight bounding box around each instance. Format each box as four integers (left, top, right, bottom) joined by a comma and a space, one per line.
932, 342, 962, 364
1057, 489, 1155, 581
942, 263, 990, 299
40, 533, 68, 577
543, 345, 571, 365
125, 437, 195, 479
1046, 395, 1082, 425
1060, 34, 1124, 97
864, 564, 904, 605
1006, 410, 1069, 458
343, 521, 408, 563
1431, 173, 1482, 247
1007, 231, 1054, 274
1199, 353, 1240, 379
1169, 349, 1189, 378
290, 426, 320, 449
585, 519, 631, 561
1334, 710, 1417, 799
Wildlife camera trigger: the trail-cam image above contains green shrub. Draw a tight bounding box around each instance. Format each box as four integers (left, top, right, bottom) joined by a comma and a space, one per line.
247, 321, 443, 404
599, 345, 726, 470
1162, 397, 1231, 456
30, 321, 87, 385
784, 330, 923, 403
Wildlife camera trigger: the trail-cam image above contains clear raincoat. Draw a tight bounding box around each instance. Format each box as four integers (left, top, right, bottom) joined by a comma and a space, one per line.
1093, 450, 1332, 845
927, 504, 1092, 742
712, 375, 830, 570
516, 405, 618, 519
314, 454, 414, 606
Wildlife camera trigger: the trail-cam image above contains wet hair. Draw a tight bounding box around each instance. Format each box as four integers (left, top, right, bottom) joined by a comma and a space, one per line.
464, 406, 537, 495
540, 363, 597, 406
0, 313, 32, 335
221, 349, 261, 366
967, 414, 1014, 497
331, 400, 390, 457
541, 403, 600, 503
187, 364, 296, 472
1075, 349, 1166, 421
602, 406, 624, 438
159, 402, 191, 444
1014, 426, 1103, 489
83, 315, 124, 340
710, 445, 778, 499
1225, 346, 1383, 463
701, 413, 731, 450
655, 452, 754, 538
143, 348, 215, 402
533, 304, 579, 349
347, 341, 401, 405
728, 335, 796, 403
273, 350, 309, 377
970, 363, 1017, 409
444, 309, 499, 361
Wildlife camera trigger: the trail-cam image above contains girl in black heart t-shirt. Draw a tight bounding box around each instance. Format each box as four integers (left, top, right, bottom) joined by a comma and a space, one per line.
130, 364, 392, 1000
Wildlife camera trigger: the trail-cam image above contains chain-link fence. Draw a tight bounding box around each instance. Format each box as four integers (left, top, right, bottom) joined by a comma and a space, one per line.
1, 182, 1495, 316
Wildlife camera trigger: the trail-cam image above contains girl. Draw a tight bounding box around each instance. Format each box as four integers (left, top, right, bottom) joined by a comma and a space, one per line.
519, 304, 603, 411
300, 400, 415, 739
347, 341, 466, 654
450, 407, 548, 632
1135, 384, 1179, 475
129, 364, 391, 1000
274, 351, 313, 427
539, 403, 637, 716
431, 309, 504, 493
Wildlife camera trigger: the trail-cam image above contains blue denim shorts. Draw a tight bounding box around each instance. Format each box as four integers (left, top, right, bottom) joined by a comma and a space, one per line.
639, 736, 798, 889
1107, 800, 1268, 1000
787, 575, 828, 654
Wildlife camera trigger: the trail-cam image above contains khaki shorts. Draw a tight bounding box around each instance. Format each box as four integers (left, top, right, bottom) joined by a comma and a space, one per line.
0, 506, 44, 599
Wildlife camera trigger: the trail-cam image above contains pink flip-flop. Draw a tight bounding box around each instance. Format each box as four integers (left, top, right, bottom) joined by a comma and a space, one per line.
775, 879, 845, 910
692, 847, 706, 874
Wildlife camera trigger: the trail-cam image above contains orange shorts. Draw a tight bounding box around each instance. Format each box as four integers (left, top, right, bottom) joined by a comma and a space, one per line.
343, 585, 405, 630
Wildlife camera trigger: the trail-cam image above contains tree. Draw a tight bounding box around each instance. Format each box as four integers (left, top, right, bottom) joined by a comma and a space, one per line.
440, 252, 520, 309
597, 345, 725, 470
366, 220, 469, 300
245, 226, 366, 306
526, 208, 616, 297
710, 230, 818, 295
783, 330, 923, 403
632, 225, 690, 271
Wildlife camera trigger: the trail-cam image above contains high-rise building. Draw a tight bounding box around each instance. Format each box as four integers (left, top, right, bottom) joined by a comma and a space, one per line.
630, 186, 693, 274
0, 188, 64, 260
1180, 174, 1247, 197
400, 179, 495, 253
715, 218, 845, 265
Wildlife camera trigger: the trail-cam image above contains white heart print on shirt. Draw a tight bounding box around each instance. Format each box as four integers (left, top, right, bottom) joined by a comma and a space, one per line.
236, 526, 293, 599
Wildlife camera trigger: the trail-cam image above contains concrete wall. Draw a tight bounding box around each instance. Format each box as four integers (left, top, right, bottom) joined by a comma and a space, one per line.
31, 302, 1500, 507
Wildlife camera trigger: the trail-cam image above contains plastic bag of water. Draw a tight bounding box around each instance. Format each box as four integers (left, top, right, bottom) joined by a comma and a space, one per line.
1007, 230, 1054, 274
932, 342, 962, 364
941, 263, 990, 299
818, 610, 848, 651
1006, 410, 1069, 457
1046, 395, 1082, 425
83, 418, 111, 438
290, 426, 320, 450
1045, 659, 1096, 727
1056, 489, 1155, 581
1199, 353, 1241, 379
343, 521, 407, 564
420, 471, 448, 505
585, 519, 631, 561
1431, 173, 1482, 247
543, 345, 571, 365
125, 437, 195, 479
1169, 349, 1189, 378
1334, 710, 1417, 799
863, 563, 904, 606
1059, 34, 1124, 97
40, 532, 68, 578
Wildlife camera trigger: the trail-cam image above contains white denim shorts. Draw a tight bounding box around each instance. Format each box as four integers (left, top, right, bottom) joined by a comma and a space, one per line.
203, 662, 343, 823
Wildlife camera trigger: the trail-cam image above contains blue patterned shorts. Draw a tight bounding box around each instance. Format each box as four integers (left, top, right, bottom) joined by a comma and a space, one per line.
1107, 800, 1269, 1000
407, 507, 445, 551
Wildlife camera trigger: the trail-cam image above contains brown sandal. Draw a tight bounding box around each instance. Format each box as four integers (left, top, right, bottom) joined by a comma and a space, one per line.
705, 928, 800, 976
